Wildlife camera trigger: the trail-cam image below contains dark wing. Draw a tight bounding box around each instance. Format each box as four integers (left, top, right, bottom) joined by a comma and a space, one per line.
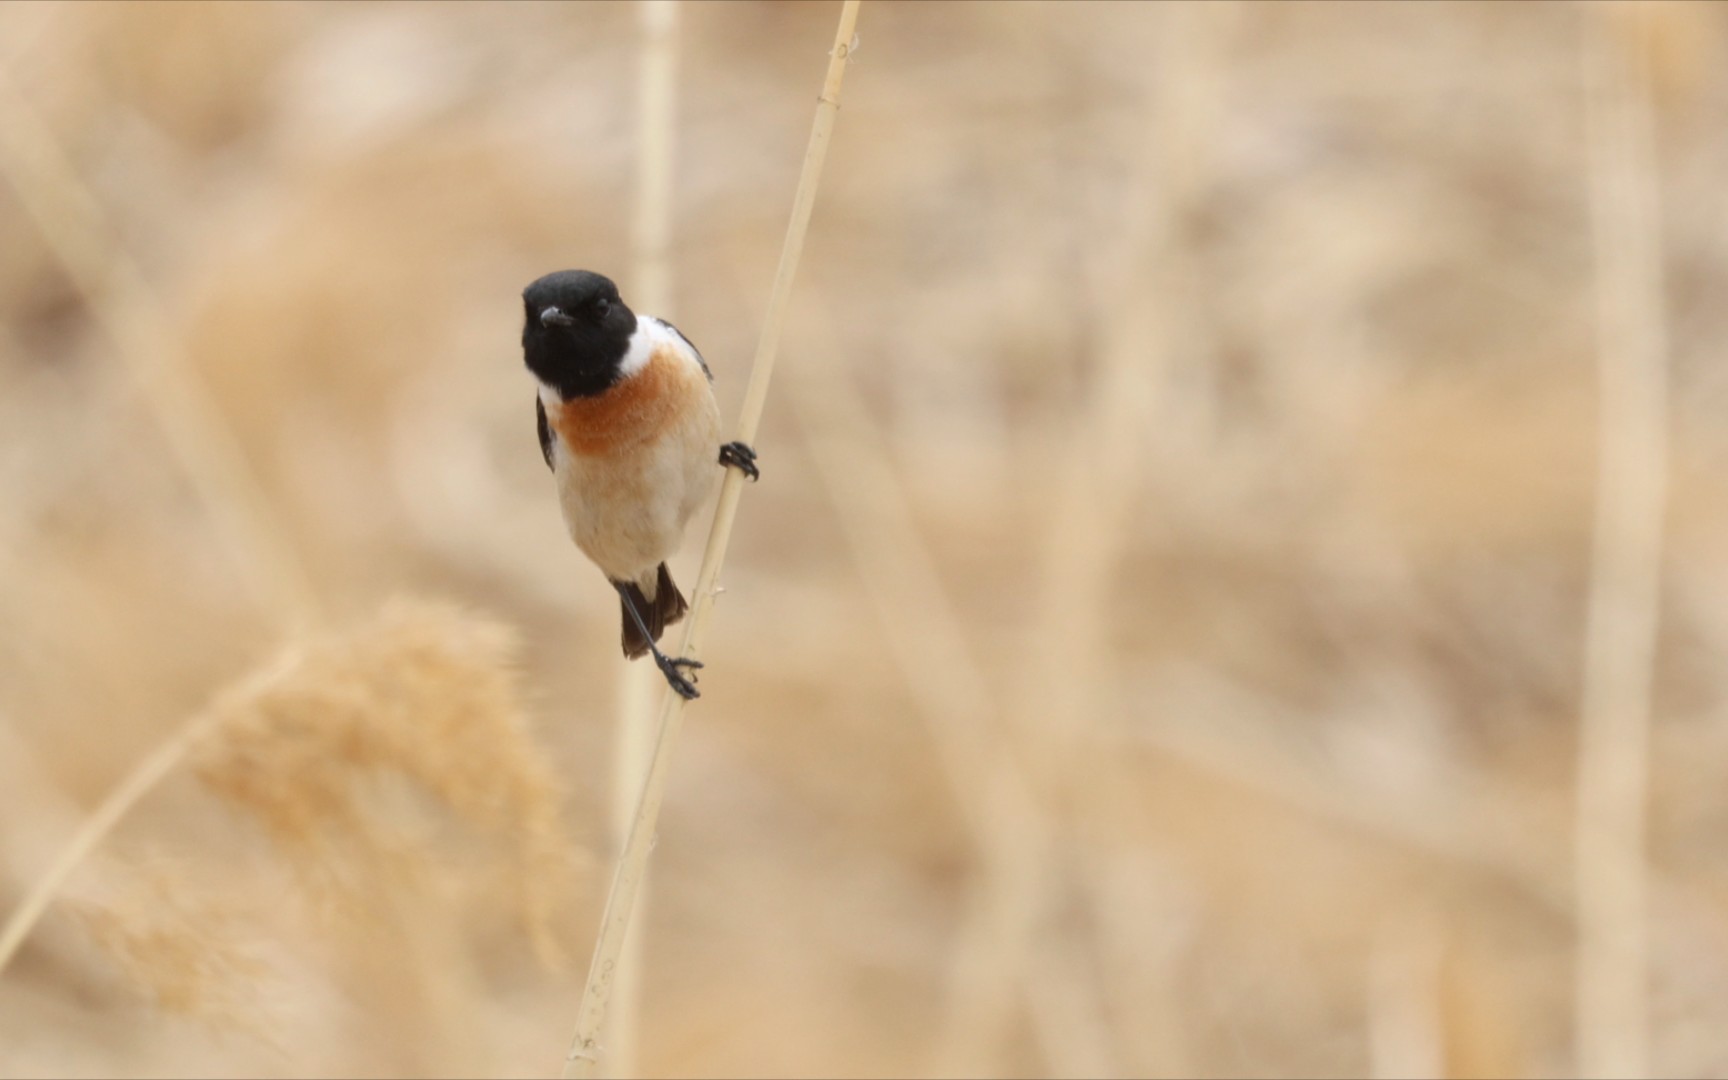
536, 396, 555, 470
659, 318, 712, 381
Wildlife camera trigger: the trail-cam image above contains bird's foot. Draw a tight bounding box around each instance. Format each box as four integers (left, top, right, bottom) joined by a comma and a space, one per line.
718, 441, 760, 482
653, 652, 704, 700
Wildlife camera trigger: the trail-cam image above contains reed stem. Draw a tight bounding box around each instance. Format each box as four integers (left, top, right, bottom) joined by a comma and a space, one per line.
603, 3, 681, 1075
560, 4, 862, 1075
1575, 5, 1668, 1078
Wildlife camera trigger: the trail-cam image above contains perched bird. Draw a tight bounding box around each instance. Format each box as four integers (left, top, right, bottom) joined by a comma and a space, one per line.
522, 269, 757, 699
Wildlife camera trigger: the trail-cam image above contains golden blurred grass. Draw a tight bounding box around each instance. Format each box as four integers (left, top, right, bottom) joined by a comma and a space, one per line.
4, 1, 1728, 1077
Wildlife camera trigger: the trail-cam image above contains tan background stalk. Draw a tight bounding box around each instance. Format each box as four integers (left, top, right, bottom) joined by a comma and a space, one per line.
782, 315, 1068, 1074
1575, 4, 1669, 1078
561, 3, 862, 1075
604, 3, 680, 1076
1368, 914, 1447, 1080
914, 7, 1230, 1073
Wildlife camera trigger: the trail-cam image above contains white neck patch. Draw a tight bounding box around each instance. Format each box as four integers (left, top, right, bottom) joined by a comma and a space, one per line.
618, 316, 667, 379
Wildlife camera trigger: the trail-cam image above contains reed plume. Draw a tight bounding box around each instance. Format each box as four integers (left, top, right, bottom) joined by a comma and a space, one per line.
192, 599, 579, 965
0, 599, 581, 1003
62, 856, 278, 1036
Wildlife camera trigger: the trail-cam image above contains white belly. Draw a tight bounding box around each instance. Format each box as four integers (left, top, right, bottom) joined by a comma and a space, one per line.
554, 417, 717, 582
541, 320, 722, 586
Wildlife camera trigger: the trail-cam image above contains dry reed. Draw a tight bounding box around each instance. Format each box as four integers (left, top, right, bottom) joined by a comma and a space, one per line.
783, 315, 1079, 1076
561, 3, 862, 1074
193, 601, 577, 961
8, 4, 1728, 1076
910, 7, 1227, 1072
1575, 4, 1670, 1078
1368, 912, 1447, 1080
0, 600, 579, 995
62, 856, 276, 1036
775, 10, 1231, 1072
604, 3, 682, 1075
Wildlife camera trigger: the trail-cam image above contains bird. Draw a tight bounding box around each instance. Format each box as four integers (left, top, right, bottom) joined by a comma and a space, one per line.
521, 269, 757, 700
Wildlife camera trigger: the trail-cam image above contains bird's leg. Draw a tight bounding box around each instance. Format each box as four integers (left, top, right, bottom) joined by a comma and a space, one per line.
614, 581, 704, 700
718, 441, 760, 482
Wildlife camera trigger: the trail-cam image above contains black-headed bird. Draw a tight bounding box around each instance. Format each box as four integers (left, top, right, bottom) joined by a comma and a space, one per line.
521, 269, 757, 699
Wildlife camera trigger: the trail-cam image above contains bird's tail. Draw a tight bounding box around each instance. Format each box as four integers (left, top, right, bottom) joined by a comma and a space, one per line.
619, 562, 688, 659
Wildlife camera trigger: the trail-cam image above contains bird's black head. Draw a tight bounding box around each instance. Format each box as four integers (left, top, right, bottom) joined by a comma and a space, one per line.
522, 269, 638, 398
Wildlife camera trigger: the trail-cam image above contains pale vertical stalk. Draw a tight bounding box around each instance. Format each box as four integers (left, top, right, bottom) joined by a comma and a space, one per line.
560, 4, 862, 1075
1575, 5, 1668, 1079
784, 315, 1101, 1076
932, 7, 1225, 1075
630, 0, 678, 318
790, 347, 1113, 1075
604, 4, 680, 1077
0, 70, 319, 627
995, 245, 1160, 1080
1369, 914, 1447, 1080
912, 159, 1167, 1080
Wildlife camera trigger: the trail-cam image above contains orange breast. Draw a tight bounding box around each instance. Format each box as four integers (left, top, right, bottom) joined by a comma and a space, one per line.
551, 347, 687, 456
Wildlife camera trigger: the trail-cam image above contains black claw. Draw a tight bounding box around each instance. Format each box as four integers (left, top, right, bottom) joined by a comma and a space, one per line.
616, 577, 704, 698
655, 654, 702, 699
719, 441, 760, 482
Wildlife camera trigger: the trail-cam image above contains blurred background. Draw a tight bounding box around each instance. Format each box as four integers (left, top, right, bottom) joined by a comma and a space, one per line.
3, 1, 1728, 1077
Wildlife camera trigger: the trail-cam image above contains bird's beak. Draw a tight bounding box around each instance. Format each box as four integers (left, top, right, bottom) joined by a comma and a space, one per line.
540, 306, 575, 327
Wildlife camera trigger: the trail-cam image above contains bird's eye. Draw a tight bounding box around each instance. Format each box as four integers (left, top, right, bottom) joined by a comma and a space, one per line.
595, 297, 611, 316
